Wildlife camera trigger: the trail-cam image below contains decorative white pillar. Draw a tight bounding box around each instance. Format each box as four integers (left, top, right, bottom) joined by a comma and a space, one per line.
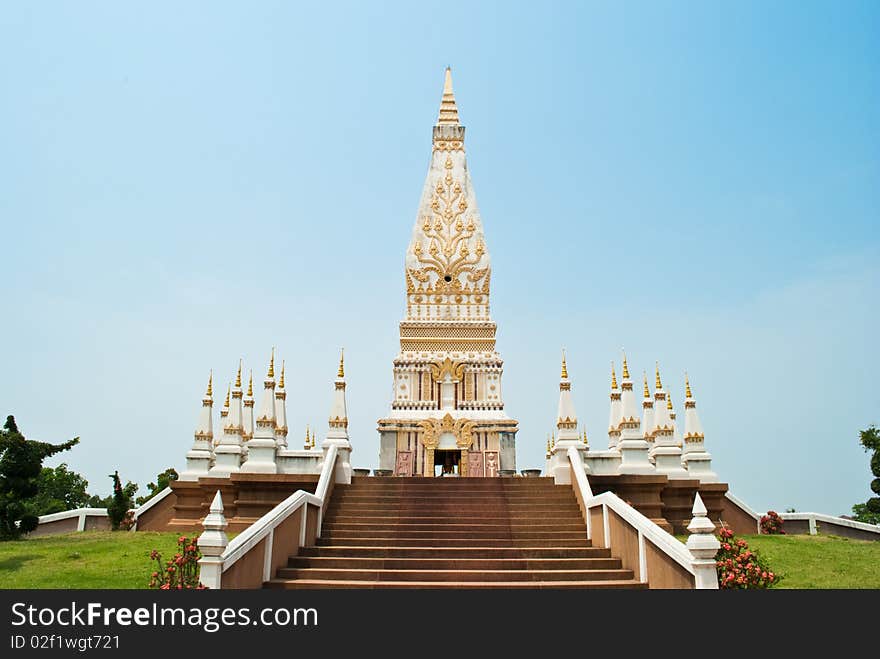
617, 353, 654, 474
275, 360, 289, 449
197, 491, 228, 589
642, 372, 655, 455
651, 364, 689, 479
686, 492, 721, 589
681, 374, 718, 482
209, 384, 242, 476
321, 349, 352, 484
242, 370, 255, 445
607, 362, 622, 450
241, 349, 279, 473
181, 372, 214, 481
550, 351, 582, 484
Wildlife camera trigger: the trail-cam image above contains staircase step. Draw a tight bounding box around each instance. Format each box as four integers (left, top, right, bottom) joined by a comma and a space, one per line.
322, 516, 584, 524
299, 546, 607, 559
321, 530, 588, 540
265, 578, 647, 590
288, 556, 621, 570
274, 567, 635, 582
315, 537, 591, 547
322, 523, 587, 532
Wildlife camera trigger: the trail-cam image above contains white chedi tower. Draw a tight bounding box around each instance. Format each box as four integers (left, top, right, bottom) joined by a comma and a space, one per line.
274, 361, 289, 449
642, 372, 655, 452
617, 354, 654, 474
607, 363, 622, 450
240, 349, 279, 474
650, 363, 689, 479
242, 370, 255, 447
229, 361, 244, 444
323, 350, 352, 484
681, 374, 717, 482
549, 352, 586, 481
181, 372, 214, 480
210, 383, 243, 476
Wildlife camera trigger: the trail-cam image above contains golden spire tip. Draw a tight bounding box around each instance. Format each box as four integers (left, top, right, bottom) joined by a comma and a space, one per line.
437, 66, 459, 125
247, 370, 253, 397
655, 361, 662, 390
561, 348, 568, 379
206, 370, 213, 397
611, 361, 618, 390
621, 349, 630, 379
268, 347, 275, 378
279, 359, 285, 388
235, 359, 242, 388
685, 372, 693, 399
338, 348, 345, 378
643, 371, 650, 398
223, 384, 230, 408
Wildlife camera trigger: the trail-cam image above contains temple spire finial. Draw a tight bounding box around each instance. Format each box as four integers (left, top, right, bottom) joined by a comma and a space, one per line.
247, 370, 253, 397
223, 384, 230, 409
561, 348, 568, 379
611, 362, 618, 390
279, 360, 285, 388
685, 372, 693, 398
235, 360, 242, 388
643, 371, 650, 398
437, 67, 460, 126
268, 347, 275, 378
621, 349, 630, 379
338, 348, 345, 379
655, 361, 662, 390
206, 370, 213, 397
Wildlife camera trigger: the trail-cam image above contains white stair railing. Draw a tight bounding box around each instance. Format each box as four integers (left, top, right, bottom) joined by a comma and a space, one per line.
198, 444, 339, 589
566, 446, 720, 589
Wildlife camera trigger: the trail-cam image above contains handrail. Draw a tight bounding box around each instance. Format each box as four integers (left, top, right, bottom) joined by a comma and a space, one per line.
36, 508, 108, 525
780, 511, 880, 535
565, 445, 718, 588
132, 486, 173, 521
220, 444, 337, 572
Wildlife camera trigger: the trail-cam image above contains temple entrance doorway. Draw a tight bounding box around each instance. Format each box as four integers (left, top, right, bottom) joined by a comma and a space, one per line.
434, 449, 461, 477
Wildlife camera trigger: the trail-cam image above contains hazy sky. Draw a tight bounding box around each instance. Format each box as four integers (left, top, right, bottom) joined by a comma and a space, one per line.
1, 1, 877, 515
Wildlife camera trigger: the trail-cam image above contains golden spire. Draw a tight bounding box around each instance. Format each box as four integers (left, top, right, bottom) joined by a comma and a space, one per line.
561, 349, 568, 379
437, 66, 460, 125
206, 370, 213, 397
279, 360, 285, 388
685, 372, 693, 399
268, 347, 275, 378
223, 384, 230, 409
305, 424, 310, 448
311, 430, 316, 448
643, 372, 650, 398
655, 361, 662, 390
667, 392, 673, 411
582, 428, 588, 443
611, 362, 618, 390
546, 434, 551, 453
337, 348, 345, 378
622, 350, 630, 379
235, 359, 242, 388
247, 370, 253, 397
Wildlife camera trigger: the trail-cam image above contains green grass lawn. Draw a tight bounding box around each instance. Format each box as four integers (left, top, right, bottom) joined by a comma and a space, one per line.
0, 532, 183, 589
740, 534, 880, 589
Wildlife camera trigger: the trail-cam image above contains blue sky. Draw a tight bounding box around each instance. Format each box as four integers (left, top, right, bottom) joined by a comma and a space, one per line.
1, 1, 877, 514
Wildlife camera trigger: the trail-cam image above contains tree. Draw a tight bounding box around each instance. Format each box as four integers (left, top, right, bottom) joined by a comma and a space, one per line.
25, 464, 90, 517
106, 471, 138, 531
0, 416, 79, 540
852, 425, 880, 525
136, 468, 178, 506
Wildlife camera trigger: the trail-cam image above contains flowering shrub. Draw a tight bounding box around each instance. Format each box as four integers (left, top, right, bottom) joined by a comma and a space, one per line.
148, 536, 206, 590
716, 527, 781, 589
760, 510, 785, 535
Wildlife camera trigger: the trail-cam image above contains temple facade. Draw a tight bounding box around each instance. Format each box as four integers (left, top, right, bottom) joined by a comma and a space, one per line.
376, 68, 518, 477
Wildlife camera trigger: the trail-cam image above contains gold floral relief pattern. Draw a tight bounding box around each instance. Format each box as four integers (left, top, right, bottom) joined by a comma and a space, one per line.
408, 155, 489, 295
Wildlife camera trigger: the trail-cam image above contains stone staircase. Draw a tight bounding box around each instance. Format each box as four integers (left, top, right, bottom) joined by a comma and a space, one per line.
265, 477, 646, 589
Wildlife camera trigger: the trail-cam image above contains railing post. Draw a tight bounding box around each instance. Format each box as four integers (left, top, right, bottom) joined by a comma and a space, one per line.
637, 530, 647, 583
197, 490, 229, 589
263, 528, 275, 582
602, 503, 610, 550
686, 493, 720, 589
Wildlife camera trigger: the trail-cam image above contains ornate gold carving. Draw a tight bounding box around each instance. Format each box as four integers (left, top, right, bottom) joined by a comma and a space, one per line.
430, 358, 466, 383
407, 155, 489, 296
433, 140, 463, 152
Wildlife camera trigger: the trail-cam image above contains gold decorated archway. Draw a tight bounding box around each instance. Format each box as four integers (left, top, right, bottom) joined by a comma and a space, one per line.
419, 413, 474, 477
